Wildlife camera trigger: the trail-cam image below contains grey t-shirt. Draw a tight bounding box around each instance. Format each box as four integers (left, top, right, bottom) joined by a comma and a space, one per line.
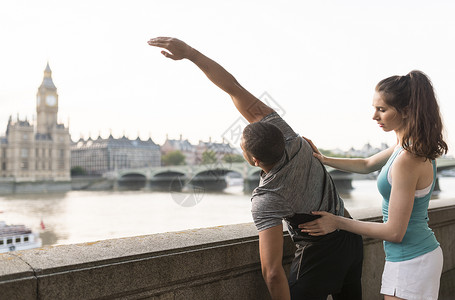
251, 112, 344, 239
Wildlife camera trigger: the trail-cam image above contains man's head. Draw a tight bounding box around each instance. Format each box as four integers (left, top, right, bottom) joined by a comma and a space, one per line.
240, 122, 285, 168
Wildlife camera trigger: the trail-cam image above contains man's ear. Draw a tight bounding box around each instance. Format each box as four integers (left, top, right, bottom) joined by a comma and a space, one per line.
252, 157, 260, 167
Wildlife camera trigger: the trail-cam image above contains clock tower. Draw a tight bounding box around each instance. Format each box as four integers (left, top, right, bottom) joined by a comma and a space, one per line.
36, 62, 59, 134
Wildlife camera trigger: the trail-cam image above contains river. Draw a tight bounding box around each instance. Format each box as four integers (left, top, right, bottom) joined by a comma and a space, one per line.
1, 177, 454, 247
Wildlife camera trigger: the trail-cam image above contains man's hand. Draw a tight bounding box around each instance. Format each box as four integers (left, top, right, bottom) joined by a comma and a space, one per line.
147, 36, 273, 123
148, 37, 194, 60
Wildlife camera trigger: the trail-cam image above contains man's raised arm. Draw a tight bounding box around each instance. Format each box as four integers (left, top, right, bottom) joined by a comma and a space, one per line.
148, 37, 274, 123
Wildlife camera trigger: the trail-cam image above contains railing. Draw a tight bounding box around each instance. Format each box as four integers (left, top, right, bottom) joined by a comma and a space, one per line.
0, 199, 454, 300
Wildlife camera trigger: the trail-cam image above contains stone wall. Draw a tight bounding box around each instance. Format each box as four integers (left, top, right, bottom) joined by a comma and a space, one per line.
0, 180, 71, 194
0, 199, 454, 300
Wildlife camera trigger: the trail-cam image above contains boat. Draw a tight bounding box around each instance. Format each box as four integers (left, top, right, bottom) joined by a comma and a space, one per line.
0, 221, 42, 253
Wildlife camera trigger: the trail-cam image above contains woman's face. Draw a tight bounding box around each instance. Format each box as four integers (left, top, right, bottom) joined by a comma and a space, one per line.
372, 91, 405, 133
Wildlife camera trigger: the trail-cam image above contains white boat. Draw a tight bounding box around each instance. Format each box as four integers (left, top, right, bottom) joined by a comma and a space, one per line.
0, 221, 42, 253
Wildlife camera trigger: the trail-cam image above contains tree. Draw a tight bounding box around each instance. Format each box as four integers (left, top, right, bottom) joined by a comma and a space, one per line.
71, 166, 87, 177
201, 150, 217, 164
161, 150, 186, 166
222, 153, 244, 163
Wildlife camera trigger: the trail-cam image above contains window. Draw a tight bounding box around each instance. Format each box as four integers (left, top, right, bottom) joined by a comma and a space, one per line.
23, 134, 28, 140
2, 162, 5, 170
58, 160, 65, 170
24, 236, 29, 242
59, 149, 65, 159
0, 240, 3, 245
15, 237, 21, 243
7, 238, 12, 244
21, 161, 28, 170
21, 148, 28, 158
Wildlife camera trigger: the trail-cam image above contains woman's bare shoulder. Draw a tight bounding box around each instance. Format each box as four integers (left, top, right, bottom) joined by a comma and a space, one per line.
396, 149, 431, 171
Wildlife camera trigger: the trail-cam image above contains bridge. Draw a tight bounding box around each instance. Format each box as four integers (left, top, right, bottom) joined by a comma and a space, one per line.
437, 157, 455, 171
104, 162, 259, 192
103, 158, 455, 193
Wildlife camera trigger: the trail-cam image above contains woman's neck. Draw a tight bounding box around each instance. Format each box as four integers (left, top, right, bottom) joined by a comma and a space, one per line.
395, 130, 403, 147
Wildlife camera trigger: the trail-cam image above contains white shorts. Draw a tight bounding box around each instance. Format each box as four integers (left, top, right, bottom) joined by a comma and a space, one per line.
381, 246, 443, 300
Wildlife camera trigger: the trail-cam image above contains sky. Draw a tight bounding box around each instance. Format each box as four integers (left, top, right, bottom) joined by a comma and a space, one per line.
1, 0, 454, 154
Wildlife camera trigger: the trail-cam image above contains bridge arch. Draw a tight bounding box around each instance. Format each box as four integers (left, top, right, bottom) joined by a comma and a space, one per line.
119, 173, 147, 190
244, 169, 261, 193
150, 170, 188, 192
190, 168, 240, 191
118, 169, 148, 179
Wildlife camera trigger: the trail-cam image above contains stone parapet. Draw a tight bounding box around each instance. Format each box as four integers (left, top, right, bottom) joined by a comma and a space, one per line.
0, 199, 454, 299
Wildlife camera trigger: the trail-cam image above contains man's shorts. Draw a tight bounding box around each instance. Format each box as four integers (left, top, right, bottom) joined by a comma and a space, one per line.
289, 230, 363, 300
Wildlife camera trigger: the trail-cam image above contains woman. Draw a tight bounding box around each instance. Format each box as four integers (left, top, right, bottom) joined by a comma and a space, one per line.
300, 70, 447, 300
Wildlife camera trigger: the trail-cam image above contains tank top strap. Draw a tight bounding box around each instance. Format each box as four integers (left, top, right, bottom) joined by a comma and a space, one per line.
386, 147, 404, 184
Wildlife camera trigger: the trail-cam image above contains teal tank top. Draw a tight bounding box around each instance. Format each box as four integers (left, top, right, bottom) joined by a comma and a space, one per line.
377, 146, 439, 262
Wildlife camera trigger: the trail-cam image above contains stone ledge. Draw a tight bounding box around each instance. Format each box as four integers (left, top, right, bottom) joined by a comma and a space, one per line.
2, 223, 276, 300
0, 253, 37, 299
13, 223, 263, 275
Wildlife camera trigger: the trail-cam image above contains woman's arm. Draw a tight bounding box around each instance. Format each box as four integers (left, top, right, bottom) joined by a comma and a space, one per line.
300, 151, 419, 243
304, 137, 396, 174
148, 37, 274, 123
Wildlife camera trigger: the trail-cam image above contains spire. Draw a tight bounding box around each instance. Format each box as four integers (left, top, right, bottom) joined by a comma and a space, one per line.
45, 61, 51, 74
39, 62, 56, 90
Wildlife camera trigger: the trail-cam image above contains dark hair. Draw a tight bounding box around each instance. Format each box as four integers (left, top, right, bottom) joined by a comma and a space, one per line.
242, 122, 285, 165
376, 70, 448, 159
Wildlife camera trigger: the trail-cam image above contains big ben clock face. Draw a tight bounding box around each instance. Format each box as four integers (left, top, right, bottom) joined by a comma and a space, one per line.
46, 95, 57, 106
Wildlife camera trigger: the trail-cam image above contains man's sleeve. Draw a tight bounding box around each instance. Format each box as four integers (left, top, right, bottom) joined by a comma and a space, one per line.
251, 192, 291, 232
260, 112, 298, 140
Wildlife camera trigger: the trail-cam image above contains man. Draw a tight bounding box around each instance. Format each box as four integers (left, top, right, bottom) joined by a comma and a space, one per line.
148, 37, 363, 300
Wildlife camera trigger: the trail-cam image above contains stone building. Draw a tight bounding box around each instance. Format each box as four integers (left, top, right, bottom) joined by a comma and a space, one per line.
195, 138, 238, 164
71, 134, 161, 176
161, 135, 197, 165
0, 63, 71, 182
161, 135, 238, 165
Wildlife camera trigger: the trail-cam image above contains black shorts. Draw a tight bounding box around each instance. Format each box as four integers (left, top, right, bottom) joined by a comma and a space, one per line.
288, 230, 363, 300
